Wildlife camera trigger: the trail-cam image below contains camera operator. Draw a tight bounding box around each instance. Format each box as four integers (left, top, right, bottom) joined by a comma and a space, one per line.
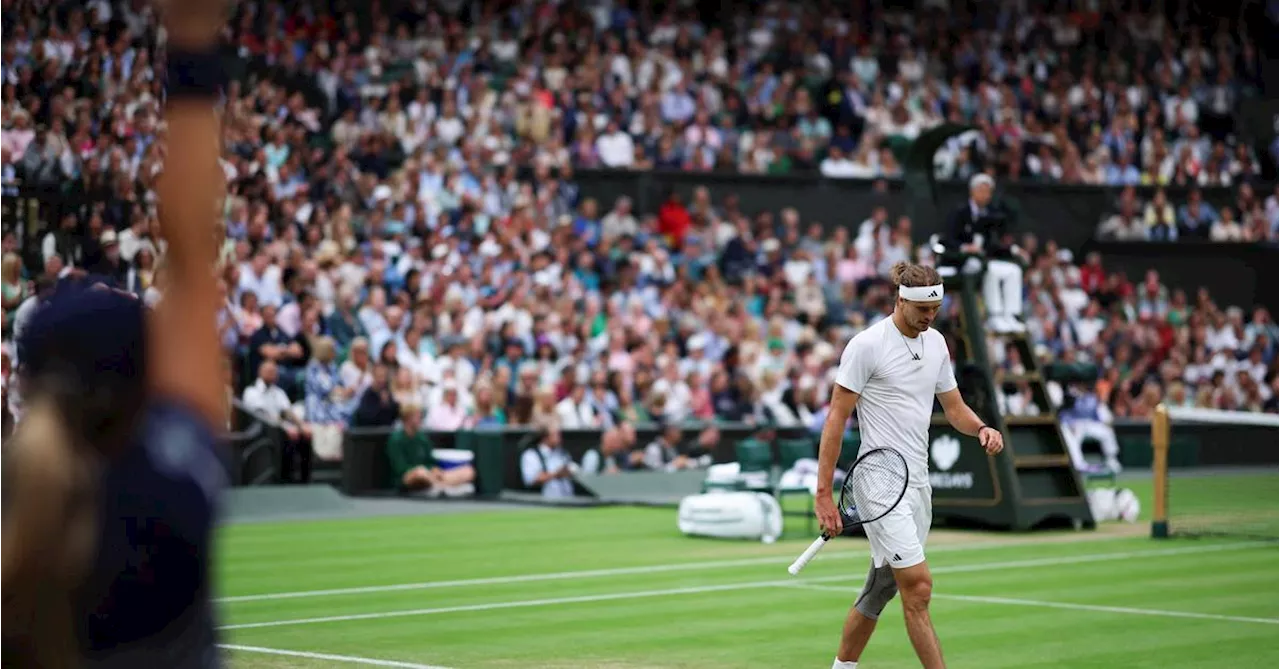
946, 173, 1028, 333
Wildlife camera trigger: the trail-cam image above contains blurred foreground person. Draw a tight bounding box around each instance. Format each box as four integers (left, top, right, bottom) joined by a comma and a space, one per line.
3, 2, 231, 666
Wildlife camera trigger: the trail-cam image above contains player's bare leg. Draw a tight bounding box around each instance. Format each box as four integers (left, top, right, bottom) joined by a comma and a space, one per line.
836, 608, 877, 664
835, 561, 897, 664
894, 561, 946, 669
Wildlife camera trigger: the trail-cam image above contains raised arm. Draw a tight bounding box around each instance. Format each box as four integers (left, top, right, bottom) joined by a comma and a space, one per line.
148, 2, 229, 426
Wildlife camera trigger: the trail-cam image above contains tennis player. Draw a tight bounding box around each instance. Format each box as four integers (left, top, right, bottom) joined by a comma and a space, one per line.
815, 261, 1004, 669
2, 2, 230, 667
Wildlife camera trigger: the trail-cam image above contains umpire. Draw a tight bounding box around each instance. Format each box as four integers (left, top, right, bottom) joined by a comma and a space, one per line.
945, 173, 1027, 333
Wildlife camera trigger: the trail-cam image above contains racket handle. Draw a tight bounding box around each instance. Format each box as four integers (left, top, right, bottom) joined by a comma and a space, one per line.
787, 534, 831, 575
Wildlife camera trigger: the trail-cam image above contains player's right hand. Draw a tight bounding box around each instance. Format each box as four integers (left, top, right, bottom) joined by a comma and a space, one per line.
815, 494, 842, 538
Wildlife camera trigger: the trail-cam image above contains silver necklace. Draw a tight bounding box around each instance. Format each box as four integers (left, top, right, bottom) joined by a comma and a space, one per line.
899, 331, 922, 362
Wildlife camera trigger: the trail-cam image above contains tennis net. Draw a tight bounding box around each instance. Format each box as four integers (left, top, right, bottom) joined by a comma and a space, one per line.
1151, 405, 1279, 541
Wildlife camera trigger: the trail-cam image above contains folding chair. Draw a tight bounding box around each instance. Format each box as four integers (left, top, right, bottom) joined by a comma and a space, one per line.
734, 438, 775, 493
776, 437, 817, 534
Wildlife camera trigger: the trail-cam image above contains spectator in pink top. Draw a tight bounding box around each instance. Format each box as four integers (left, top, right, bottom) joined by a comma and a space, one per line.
425, 385, 468, 432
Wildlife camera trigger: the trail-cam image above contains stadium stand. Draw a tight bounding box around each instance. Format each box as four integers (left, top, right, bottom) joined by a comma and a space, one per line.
1, 0, 1276, 488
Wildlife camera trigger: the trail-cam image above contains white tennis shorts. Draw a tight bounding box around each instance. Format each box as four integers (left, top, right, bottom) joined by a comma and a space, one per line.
863, 485, 932, 569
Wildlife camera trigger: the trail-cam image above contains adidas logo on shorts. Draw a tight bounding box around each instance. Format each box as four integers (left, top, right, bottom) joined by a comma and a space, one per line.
892, 553, 902, 562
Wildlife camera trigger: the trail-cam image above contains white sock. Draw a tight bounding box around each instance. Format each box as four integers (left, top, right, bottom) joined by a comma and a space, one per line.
831, 658, 857, 669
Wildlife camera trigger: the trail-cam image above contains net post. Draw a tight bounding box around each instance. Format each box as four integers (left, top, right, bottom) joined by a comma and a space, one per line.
1151, 403, 1170, 539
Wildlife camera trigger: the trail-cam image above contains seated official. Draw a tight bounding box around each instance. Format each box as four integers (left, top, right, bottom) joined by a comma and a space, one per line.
642, 423, 702, 472
945, 173, 1027, 333
241, 360, 313, 484
519, 421, 576, 498
581, 423, 646, 474
386, 403, 476, 496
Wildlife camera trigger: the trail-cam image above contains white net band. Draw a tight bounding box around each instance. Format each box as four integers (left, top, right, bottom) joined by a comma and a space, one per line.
1165, 406, 1280, 428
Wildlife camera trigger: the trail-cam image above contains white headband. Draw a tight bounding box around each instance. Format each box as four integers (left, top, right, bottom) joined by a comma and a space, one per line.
899, 284, 944, 302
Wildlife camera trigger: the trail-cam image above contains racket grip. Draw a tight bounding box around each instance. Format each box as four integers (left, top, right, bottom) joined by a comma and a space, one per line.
787, 534, 830, 575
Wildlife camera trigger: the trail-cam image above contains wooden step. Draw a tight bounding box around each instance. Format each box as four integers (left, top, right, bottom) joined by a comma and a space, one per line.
994, 372, 1044, 384
1004, 415, 1058, 426
1014, 455, 1071, 468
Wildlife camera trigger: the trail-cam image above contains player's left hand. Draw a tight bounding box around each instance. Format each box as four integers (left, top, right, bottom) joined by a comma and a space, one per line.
979, 426, 1004, 456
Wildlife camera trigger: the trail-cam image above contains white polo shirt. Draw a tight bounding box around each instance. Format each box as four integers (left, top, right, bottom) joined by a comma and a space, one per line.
834, 315, 957, 489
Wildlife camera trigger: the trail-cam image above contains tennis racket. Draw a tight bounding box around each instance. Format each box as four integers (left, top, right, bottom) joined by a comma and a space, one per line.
787, 447, 909, 575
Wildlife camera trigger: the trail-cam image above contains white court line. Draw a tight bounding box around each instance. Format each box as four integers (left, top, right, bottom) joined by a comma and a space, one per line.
219, 643, 452, 668
786, 583, 1279, 625
219, 533, 1141, 604
218, 542, 1257, 631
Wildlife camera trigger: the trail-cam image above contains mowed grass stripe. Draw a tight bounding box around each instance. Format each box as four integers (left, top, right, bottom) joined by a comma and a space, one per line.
222, 559, 1278, 669
217, 530, 1181, 602
226, 579, 1278, 669
790, 583, 1278, 625
229, 587, 872, 669
938, 547, 1279, 620
219, 541, 1271, 628
218, 543, 1260, 629
763, 582, 1277, 669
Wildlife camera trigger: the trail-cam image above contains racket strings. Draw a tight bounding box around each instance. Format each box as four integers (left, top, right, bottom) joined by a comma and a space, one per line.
840, 450, 909, 523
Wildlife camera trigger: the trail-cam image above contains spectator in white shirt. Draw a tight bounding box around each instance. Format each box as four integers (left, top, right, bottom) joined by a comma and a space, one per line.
1210, 207, 1246, 241
650, 361, 692, 422
595, 120, 635, 168
820, 146, 860, 178
369, 305, 407, 363
339, 337, 374, 393
556, 382, 600, 429
237, 249, 284, 307
242, 360, 313, 483
601, 196, 639, 239
241, 361, 294, 423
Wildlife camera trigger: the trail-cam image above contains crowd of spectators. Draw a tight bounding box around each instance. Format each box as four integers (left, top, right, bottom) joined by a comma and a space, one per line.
1095, 182, 1279, 241
2, 0, 1275, 192
1, 0, 1277, 458
987, 249, 1278, 418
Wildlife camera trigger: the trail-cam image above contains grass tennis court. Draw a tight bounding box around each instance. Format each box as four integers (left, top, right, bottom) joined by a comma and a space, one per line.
219, 472, 1278, 669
